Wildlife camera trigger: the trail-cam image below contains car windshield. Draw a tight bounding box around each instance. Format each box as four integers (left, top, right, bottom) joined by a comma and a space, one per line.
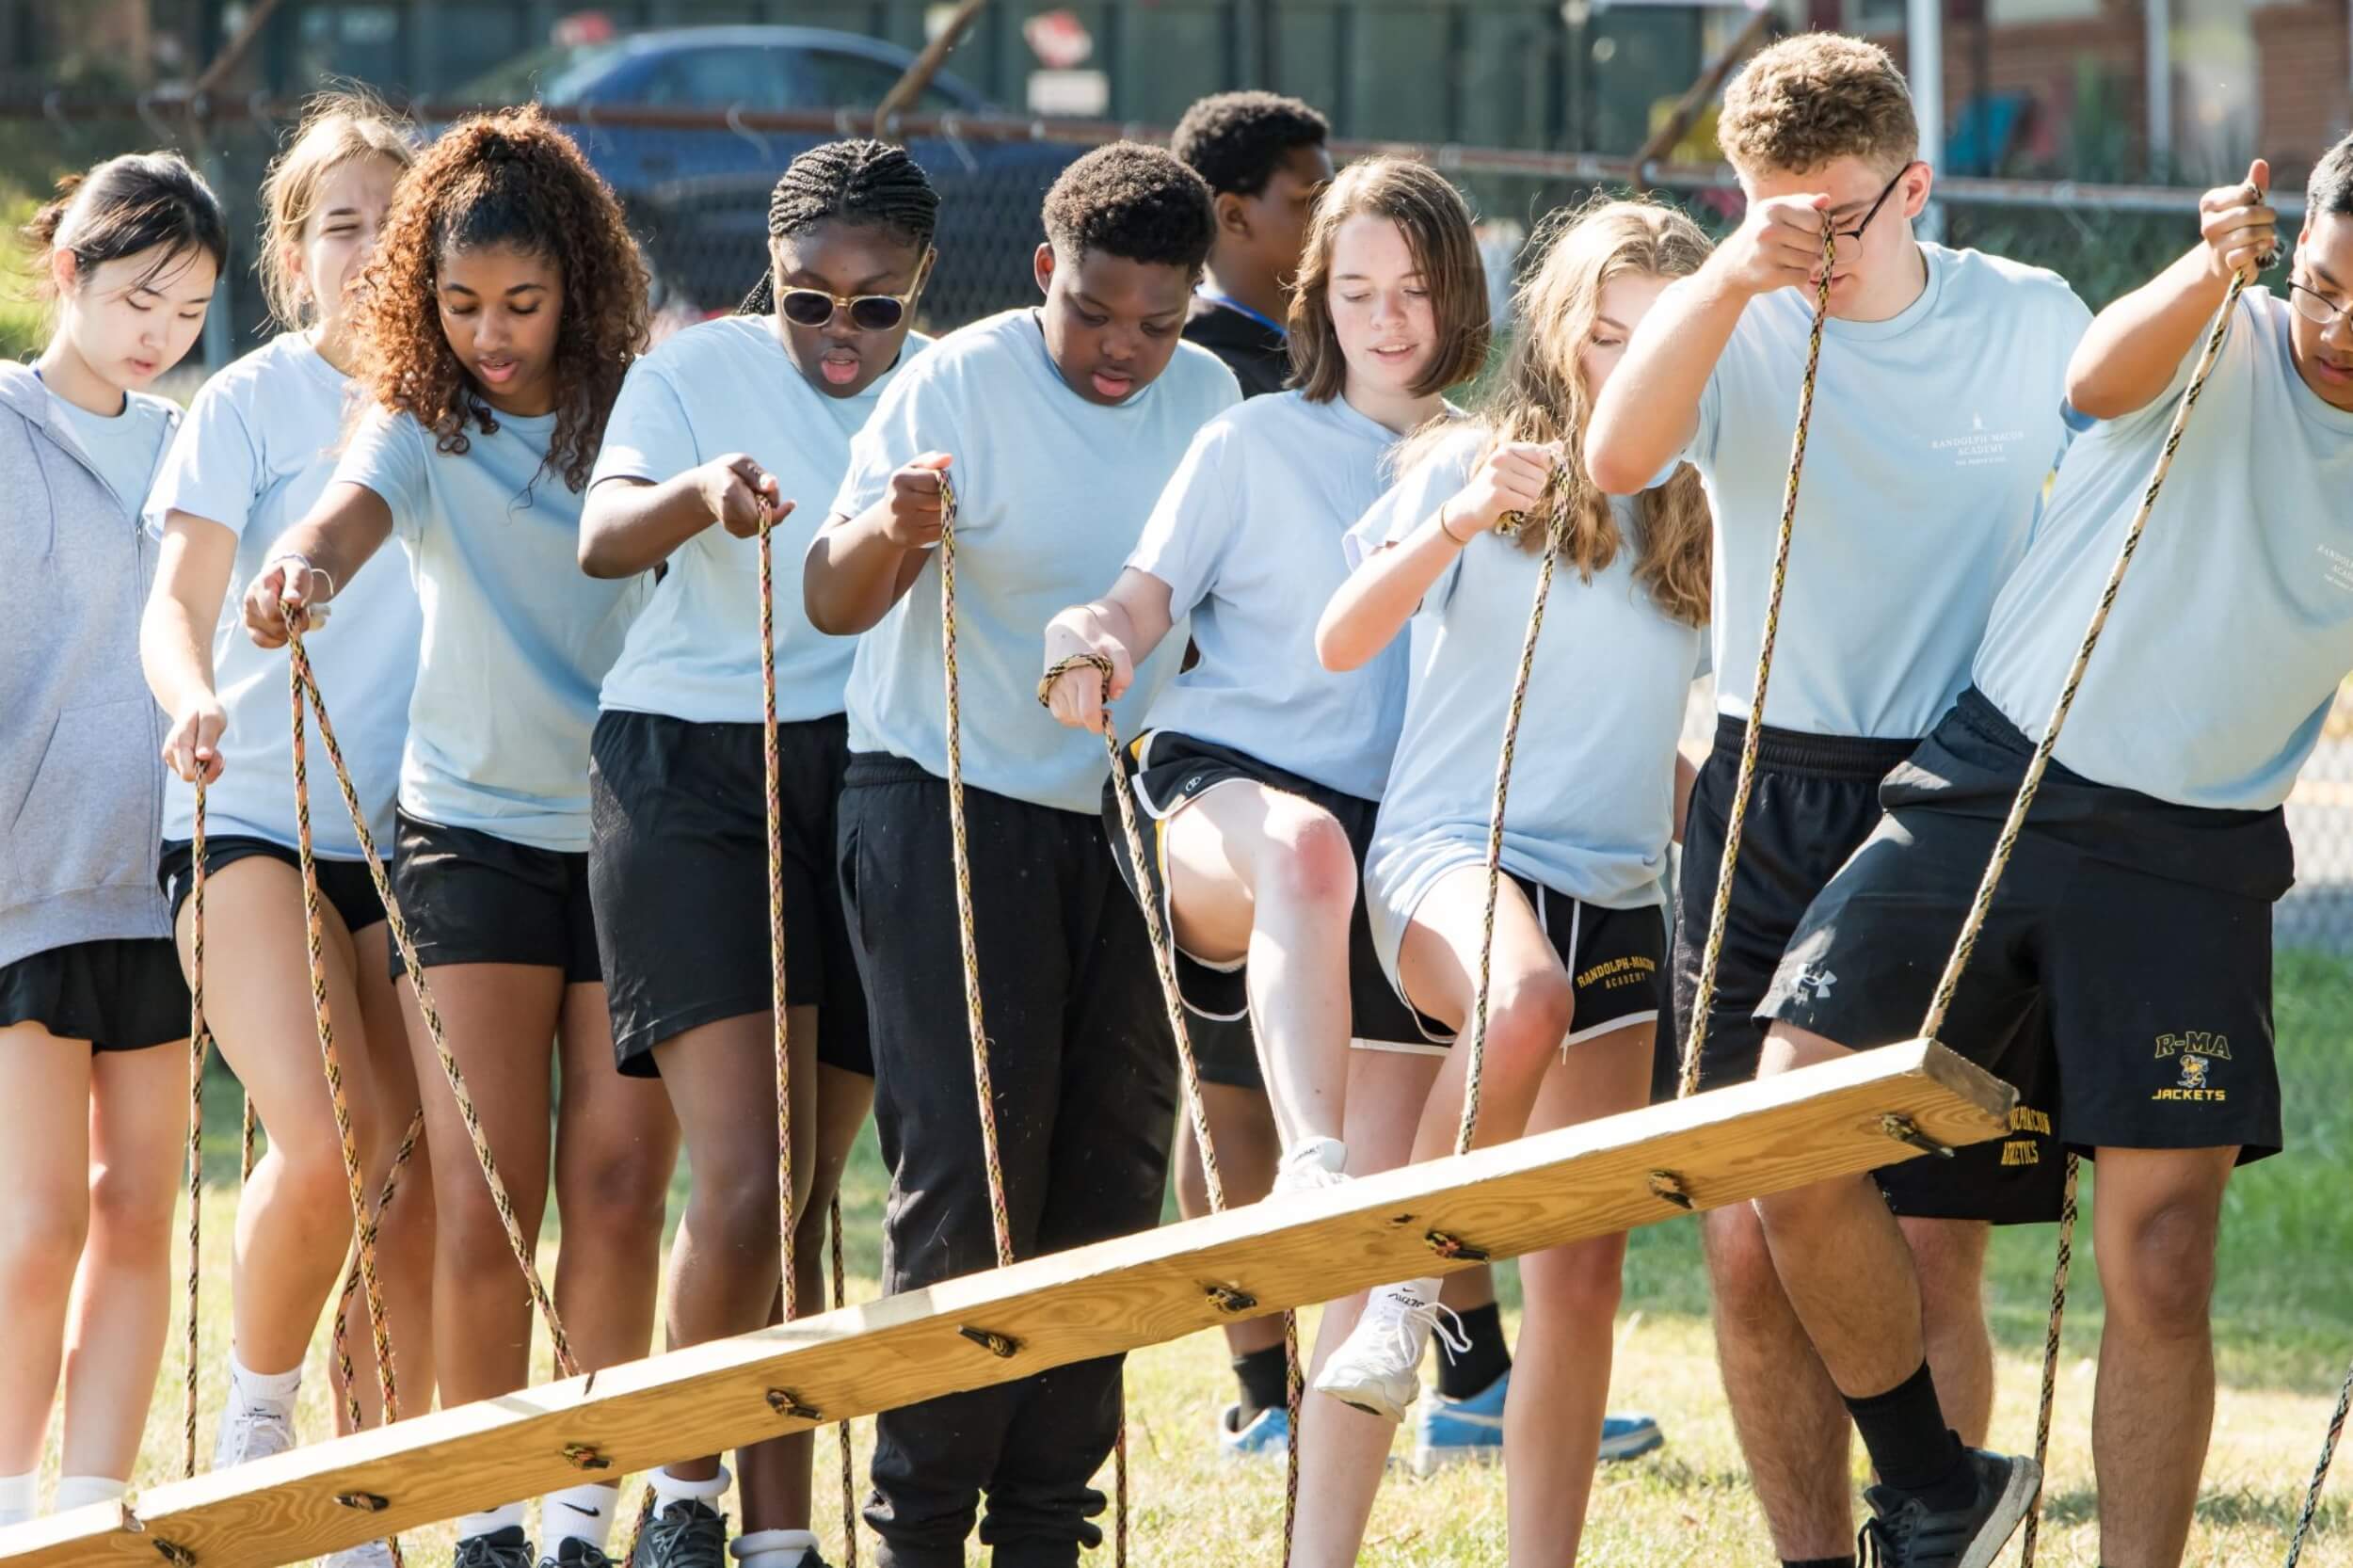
454, 40, 628, 104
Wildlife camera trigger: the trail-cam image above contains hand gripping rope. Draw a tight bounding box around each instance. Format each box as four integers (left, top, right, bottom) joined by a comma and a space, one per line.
1034, 648, 1307, 1564
757, 501, 863, 1565
935, 472, 1131, 1567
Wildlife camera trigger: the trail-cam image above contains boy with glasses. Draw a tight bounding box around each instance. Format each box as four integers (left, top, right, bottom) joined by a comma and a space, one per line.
1586, 31, 2084, 1568
1749, 136, 2353, 1568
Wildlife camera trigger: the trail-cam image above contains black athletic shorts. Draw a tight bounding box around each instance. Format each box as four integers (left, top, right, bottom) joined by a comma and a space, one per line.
0, 938, 188, 1051
1760, 688, 2289, 1165
1378, 874, 1668, 1061
160, 835, 387, 936
1105, 730, 1424, 1048
1673, 712, 2064, 1224
589, 710, 871, 1079
385, 809, 600, 984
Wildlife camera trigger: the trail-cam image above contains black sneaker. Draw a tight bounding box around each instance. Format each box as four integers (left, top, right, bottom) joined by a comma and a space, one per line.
625, 1499, 728, 1568
1857, 1449, 2041, 1568
541, 1541, 618, 1568
455, 1527, 536, 1568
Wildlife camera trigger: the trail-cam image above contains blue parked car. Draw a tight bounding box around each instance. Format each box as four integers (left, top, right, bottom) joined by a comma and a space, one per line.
455, 26, 1080, 321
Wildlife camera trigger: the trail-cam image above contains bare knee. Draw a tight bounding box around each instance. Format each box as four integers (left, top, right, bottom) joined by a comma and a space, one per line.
1484, 968, 1575, 1078
1903, 1219, 1988, 1336
266, 1132, 368, 1239
2104, 1198, 2219, 1337
0, 1200, 89, 1298
1704, 1205, 1791, 1334
1258, 805, 1358, 915
565, 1144, 674, 1251
685, 1166, 785, 1271
86, 1155, 180, 1257
1522, 1236, 1625, 1328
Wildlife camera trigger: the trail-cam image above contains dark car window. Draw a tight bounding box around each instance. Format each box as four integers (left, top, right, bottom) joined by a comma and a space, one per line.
642, 45, 797, 110
799, 47, 968, 112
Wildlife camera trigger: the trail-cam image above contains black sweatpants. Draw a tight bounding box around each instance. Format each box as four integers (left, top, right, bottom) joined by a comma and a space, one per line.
837, 755, 1177, 1568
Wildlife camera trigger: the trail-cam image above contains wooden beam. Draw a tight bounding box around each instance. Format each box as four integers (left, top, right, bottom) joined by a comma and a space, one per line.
0, 1041, 2008, 1568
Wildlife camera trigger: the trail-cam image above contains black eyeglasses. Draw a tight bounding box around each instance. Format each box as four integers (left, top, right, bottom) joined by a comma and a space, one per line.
2288, 278, 2351, 331
777, 249, 934, 332
1830, 161, 1918, 243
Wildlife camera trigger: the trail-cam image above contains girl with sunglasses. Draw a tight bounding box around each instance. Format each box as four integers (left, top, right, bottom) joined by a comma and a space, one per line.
574, 138, 939, 1568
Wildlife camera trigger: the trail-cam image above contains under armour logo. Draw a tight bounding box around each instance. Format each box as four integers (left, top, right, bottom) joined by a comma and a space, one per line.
1790, 964, 1837, 1001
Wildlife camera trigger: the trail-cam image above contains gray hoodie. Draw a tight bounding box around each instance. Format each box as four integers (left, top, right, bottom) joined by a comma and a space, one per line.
0, 360, 179, 969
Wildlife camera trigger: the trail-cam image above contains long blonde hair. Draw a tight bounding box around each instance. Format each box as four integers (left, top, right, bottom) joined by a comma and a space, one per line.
256, 90, 416, 329
1415, 196, 1712, 625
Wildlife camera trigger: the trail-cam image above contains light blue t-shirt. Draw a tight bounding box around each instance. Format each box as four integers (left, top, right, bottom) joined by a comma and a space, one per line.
335, 405, 648, 853
1975, 288, 2353, 809
49, 387, 175, 518
1354, 429, 1706, 986
1689, 243, 2089, 739
594, 316, 932, 724
1128, 390, 1417, 801
824, 309, 1242, 814
150, 334, 421, 857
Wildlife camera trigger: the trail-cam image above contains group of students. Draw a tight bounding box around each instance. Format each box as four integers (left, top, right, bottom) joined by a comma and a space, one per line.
1, 26, 2348, 1568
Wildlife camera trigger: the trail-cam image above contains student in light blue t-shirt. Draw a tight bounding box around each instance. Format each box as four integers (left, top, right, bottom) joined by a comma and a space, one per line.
0, 150, 221, 1534
1582, 36, 2071, 1565
1753, 140, 2353, 1568
804, 143, 1238, 1566
1300, 200, 1709, 1566
1041, 156, 1488, 1202
137, 103, 433, 1564
239, 108, 677, 1568
576, 140, 938, 1568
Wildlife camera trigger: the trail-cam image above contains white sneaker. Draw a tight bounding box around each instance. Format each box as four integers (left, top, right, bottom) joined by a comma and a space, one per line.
1271, 1136, 1350, 1195
1310, 1284, 1467, 1423
320, 1543, 397, 1568
213, 1398, 296, 1469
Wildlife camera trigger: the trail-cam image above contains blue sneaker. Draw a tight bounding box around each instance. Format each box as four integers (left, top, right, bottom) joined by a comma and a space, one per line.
1218, 1400, 1290, 1461
1411, 1368, 1665, 1475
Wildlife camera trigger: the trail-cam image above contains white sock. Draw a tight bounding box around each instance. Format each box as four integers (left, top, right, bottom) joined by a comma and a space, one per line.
0, 1471, 37, 1528
1394, 1276, 1443, 1306
228, 1352, 302, 1411
52, 1476, 125, 1513
648, 1464, 730, 1516
541, 1483, 619, 1552
456, 1501, 529, 1542
731, 1528, 819, 1568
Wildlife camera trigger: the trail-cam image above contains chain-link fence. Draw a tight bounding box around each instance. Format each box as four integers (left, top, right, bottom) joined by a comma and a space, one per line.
7, 94, 2348, 951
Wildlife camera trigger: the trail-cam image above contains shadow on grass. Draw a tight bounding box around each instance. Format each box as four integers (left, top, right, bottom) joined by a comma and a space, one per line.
2035, 1482, 2345, 1535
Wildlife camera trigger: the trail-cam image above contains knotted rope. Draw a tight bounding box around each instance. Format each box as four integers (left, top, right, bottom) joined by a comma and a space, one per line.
182, 778, 214, 1480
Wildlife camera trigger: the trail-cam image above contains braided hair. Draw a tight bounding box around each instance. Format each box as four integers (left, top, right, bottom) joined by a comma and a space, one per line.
741, 139, 940, 314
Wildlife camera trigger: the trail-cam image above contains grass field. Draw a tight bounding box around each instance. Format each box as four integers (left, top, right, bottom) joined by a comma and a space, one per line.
40, 953, 2353, 1566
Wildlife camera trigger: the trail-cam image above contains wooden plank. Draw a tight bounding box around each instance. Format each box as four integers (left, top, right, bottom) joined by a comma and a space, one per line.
0, 1041, 2007, 1568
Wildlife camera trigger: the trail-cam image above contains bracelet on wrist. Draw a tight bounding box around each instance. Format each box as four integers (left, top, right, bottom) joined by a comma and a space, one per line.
1436, 500, 1477, 547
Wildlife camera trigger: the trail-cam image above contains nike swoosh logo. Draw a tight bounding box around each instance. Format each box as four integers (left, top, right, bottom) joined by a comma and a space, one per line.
561, 1503, 603, 1517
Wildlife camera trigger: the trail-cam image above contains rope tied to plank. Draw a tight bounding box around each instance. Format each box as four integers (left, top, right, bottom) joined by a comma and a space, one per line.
936, 476, 1129, 1566
1672, 230, 1835, 1105
281, 625, 583, 1381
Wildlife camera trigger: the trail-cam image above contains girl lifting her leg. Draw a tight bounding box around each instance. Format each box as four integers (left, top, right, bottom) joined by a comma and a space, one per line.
241, 107, 678, 1568
1040, 155, 1488, 1199
140, 103, 433, 1568
576, 139, 941, 1568
0, 152, 224, 1526
1298, 198, 1712, 1568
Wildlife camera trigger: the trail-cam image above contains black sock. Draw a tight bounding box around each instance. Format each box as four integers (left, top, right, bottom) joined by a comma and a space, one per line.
1231, 1344, 1289, 1420
1435, 1301, 1513, 1400
1842, 1361, 1973, 1511
1783, 1558, 1857, 1568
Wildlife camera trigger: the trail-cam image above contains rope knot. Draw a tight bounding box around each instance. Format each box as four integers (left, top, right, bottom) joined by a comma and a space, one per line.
1036, 650, 1114, 709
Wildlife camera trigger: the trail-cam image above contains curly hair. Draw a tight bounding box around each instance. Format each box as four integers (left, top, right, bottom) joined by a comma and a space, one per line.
1288, 156, 1491, 403
1720, 33, 1916, 180
1041, 142, 1216, 271
740, 138, 939, 313
348, 104, 648, 493
1171, 91, 1329, 199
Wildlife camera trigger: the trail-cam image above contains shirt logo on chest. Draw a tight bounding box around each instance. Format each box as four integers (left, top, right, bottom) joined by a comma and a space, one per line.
1929, 409, 2028, 469
2318, 543, 2353, 595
